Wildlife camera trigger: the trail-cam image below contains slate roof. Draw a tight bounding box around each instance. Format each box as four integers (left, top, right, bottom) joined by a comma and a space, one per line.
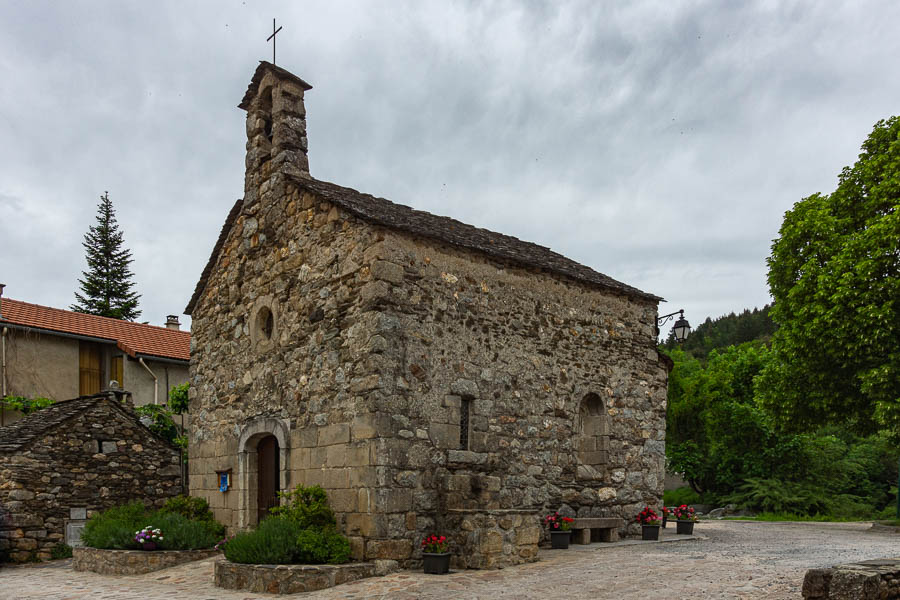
0, 394, 113, 452
0, 299, 190, 362
185, 177, 659, 314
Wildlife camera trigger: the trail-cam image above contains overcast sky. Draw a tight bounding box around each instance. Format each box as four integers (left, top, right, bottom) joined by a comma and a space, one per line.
1, 0, 898, 338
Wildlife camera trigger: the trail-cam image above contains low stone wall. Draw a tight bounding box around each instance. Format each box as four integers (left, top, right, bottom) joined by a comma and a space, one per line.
215, 559, 377, 594
803, 559, 900, 599
72, 547, 218, 575
442, 509, 540, 569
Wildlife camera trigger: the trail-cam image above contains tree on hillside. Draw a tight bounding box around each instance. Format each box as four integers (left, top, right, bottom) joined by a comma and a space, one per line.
661, 305, 776, 359
758, 116, 900, 436
71, 192, 141, 320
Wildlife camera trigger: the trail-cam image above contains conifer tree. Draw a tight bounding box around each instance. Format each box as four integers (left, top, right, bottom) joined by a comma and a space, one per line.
71, 192, 142, 320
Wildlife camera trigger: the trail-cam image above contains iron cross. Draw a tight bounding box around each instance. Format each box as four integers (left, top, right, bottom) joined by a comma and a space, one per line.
267, 18, 282, 65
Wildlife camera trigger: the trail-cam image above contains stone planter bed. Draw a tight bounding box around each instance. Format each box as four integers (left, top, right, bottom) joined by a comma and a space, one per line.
73, 547, 219, 575
214, 559, 377, 594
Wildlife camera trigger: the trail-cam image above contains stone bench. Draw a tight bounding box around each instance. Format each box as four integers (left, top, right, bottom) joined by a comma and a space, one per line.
571, 517, 623, 544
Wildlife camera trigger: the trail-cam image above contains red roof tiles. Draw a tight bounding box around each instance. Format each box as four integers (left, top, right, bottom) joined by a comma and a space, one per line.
0, 298, 190, 362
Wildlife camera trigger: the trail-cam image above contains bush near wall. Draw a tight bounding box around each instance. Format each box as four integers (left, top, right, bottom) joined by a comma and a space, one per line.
222, 485, 351, 565
81, 497, 224, 550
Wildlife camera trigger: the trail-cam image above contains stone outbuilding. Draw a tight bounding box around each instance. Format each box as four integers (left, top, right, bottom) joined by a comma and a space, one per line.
0, 390, 183, 562
185, 62, 670, 569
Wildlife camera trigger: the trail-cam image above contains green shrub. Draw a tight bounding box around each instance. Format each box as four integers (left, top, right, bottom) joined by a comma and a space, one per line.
223, 516, 306, 564
80, 499, 223, 550
81, 501, 147, 549
269, 484, 336, 529
160, 495, 216, 523
152, 512, 224, 550
663, 487, 702, 507
50, 543, 73, 560
295, 528, 351, 564
728, 478, 828, 515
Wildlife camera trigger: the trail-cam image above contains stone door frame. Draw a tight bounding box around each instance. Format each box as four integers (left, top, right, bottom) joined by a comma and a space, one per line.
236, 417, 290, 529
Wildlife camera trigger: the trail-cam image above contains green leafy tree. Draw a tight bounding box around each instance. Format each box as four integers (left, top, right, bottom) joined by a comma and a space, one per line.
758, 117, 900, 436
71, 192, 141, 320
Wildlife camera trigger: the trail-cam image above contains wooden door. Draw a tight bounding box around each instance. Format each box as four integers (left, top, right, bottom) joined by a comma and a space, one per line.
257, 435, 280, 523
79, 343, 102, 395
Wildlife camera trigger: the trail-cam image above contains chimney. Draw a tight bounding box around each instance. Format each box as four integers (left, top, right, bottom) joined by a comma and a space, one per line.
0, 283, 5, 318
238, 62, 313, 209
165, 315, 181, 330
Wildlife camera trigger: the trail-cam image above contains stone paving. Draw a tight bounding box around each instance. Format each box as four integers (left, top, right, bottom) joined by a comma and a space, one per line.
1, 521, 898, 599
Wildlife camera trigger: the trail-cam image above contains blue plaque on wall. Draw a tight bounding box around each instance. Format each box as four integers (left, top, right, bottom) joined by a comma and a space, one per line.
218, 471, 230, 492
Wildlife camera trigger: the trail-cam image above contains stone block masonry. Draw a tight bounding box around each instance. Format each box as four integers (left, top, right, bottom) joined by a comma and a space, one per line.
73, 547, 218, 575
803, 559, 900, 599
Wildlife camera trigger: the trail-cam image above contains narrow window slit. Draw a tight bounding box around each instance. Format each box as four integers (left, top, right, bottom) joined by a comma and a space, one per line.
460, 397, 471, 449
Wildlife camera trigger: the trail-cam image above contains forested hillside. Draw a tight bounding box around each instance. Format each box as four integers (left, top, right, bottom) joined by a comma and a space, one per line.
661, 305, 776, 359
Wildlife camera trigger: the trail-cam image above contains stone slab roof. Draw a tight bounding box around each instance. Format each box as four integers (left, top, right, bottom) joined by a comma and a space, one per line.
184, 177, 660, 314
238, 61, 312, 110
0, 393, 125, 453
0, 298, 190, 362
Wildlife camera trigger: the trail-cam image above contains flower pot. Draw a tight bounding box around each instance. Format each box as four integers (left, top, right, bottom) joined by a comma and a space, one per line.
422, 552, 451, 574
641, 524, 661, 541
140, 541, 158, 551
550, 530, 571, 549
662, 513, 668, 528
676, 520, 695, 535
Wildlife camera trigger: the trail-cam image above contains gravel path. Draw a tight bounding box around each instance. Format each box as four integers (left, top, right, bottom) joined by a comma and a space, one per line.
1, 520, 897, 599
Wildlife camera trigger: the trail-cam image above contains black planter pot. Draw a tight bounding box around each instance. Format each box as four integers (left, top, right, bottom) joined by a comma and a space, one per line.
641, 524, 661, 541
662, 513, 668, 528
423, 552, 451, 574
550, 530, 571, 549
676, 520, 695, 535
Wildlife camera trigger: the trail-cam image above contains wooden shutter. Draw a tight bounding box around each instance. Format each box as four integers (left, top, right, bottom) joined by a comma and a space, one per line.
79, 343, 102, 395
110, 355, 124, 388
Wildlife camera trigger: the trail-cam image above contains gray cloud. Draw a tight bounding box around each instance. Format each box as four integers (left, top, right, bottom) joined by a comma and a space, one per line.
1, 0, 898, 334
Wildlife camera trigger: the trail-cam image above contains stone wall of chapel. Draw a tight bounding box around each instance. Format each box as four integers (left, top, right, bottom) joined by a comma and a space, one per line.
365, 229, 668, 546
188, 180, 386, 543
188, 179, 666, 563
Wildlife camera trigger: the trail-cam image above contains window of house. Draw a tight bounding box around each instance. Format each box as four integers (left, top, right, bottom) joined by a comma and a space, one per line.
79, 342, 102, 395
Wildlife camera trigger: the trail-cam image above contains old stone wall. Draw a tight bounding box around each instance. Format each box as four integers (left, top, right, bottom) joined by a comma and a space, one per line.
0, 396, 183, 562
188, 181, 385, 539
803, 559, 900, 599
73, 547, 218, 575
361, 229, 667, 550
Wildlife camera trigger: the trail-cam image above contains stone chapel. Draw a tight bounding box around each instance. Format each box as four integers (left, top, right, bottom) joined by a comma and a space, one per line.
185, 61, 670, 568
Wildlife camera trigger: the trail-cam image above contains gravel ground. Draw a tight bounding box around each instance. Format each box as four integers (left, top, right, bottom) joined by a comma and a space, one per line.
0, 520, 897, 599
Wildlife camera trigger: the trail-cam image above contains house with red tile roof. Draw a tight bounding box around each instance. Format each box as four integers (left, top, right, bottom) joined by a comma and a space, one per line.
0, 288, 189, 426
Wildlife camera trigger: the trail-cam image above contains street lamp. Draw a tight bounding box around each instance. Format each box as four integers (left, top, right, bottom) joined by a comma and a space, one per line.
657, 309, 691, 343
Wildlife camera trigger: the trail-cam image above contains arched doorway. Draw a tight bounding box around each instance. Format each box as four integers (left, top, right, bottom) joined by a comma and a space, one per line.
256, 434, 280, 523
236, 417, 290, 528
